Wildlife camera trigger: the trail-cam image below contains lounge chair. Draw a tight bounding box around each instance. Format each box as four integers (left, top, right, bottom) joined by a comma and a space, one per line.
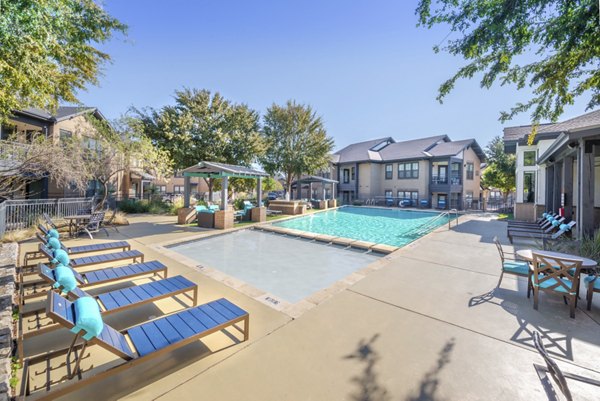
24, 232, 131, 265
35, 243, 144, 270
584, 273, 600, 311
509, 221, 576, 244
76, 211, 107, 239
20, 292, 249, 400
507, 214, 562, 230
18, 274, 197, 362
533, 331, 600, 401
507, 217, 567, 240
42, 212, 69, 230
531, 252, 582, 318
493, 236, 532, 296
19, 261, 168, 302
507, 212, 556, 227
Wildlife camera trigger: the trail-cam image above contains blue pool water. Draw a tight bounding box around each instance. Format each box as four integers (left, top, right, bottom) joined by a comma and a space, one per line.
273, 206, 450, 247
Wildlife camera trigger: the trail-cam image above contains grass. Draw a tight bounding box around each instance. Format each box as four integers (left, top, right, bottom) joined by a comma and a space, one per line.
496, 213, 514, 221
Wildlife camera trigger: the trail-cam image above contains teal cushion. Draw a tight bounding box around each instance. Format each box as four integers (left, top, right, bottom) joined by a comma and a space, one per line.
71, 297, 104, 341
546, 216, 554, 222
552, 220, 560, 227
46, 229, 60, 239
533, 276, 576, 294
503, 261, 530, 275
195, 205, 207, 212
209, 205, 220, 211
559, 223, 570, 231
52, 264, 77, 294
51, 249, 70, 266
47, 237, 61, 250
584, 275, 600, 290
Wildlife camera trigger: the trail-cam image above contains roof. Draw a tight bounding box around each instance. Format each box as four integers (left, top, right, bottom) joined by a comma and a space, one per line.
503, 109, 600, 143
182, 161, 269, 179
333, 137, 394, 163
292, 175, 338, 185
378, 135, 448, 160
427, 139, 485, 161
13, 106, 103, 123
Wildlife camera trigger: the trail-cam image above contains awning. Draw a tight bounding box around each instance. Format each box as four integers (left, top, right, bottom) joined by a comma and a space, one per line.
182, 161, 269, 179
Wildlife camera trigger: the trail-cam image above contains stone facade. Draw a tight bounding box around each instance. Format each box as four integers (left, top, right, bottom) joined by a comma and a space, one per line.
0, 243, 17, 401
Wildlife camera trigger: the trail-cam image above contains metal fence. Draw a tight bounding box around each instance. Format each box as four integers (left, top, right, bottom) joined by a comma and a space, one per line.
0, 197, 95, 234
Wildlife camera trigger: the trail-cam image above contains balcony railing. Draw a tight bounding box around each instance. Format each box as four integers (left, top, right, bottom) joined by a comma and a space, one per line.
431, 175, 462, 185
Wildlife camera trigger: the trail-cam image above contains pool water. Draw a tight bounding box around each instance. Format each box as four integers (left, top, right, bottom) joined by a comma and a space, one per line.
273, 206, 450, 247
168, 230, 380, 304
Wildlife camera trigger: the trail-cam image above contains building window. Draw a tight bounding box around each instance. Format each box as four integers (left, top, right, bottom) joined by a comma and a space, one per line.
466, 163, 474, 180
398, 191, 418, 204
523, 151, 536, 166
523, 172, 535, 203
398, 162, 418, 179
385, 164, 393, 180
173, 185, 185, 193
384, 190, 393, 198
343, 169, 350, 183
157, 185, 166, 193
59, 129, 72, 141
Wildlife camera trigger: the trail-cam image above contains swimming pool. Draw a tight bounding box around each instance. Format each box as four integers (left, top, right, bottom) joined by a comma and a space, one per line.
167, 230, 380, 304
272, 206, 450, 247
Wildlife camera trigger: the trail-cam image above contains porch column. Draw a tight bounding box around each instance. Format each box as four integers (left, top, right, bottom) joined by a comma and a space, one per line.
183, 175, 191, 208
563, 157, 574, 220
256, 177, 262, 206
331, 182, 336, 200
545, 165, 555, 212
221, 176, 228, 211
553, 162, 562, 214
308, 182, 313, 200
578, 141, 595, 236
322, 185, 326, 200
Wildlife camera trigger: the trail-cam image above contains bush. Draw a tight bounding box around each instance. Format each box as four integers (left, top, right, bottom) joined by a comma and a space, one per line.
118, 199, 150, 213
233, 198, 246, 210
169, 197, 185, 215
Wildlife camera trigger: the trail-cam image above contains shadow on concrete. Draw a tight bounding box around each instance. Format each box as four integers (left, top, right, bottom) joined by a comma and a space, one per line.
344, 334, 390, 401
405, 338, 455, 401
449, 220, 507, 245
467, 288, 579, 360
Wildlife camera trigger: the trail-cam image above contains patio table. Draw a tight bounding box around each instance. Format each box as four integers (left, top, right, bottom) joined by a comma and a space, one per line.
63, 214, 92, 238
516, 249, 598, 272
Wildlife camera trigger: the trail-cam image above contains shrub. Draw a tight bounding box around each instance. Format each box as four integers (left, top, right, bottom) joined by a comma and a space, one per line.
169, 197, 185, 215
118, 199, 150, 213
233, 198, 246, 210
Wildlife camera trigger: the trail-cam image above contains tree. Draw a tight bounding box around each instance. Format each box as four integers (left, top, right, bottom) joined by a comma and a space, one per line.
0, 133, 89, 199
416, 1, 600, 122
262, 176, 283, 192
260, 101, 334, 199
134, 88, 264, 200
0, 0, 126, 123
84, 115, 172, 208
481, 136, 516, 202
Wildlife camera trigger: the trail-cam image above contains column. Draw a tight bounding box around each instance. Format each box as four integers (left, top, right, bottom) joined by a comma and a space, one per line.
545, 165, 555, 212
221, 176, 228, 211
563, 156, 574, 220
553, 162, 562, 214
256, 177, 262, 206
308, 182, 313, 200
578, 141, 594, 236
183, 175, 191, 208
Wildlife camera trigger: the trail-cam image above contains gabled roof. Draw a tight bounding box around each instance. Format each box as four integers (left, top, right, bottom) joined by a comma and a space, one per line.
13, 106, 104, 123
378, 135, 448, 160
427, 138, 485, 160
182, 161, 269, 178
333, 137, 394, 163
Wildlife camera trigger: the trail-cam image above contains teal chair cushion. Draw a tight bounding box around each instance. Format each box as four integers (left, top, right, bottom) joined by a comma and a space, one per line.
552, 220, 560, 227
46, 229, 60, 239
53, 264, 77, 294
209, 205, 220, 211
51, 249, 70, 266
195, 205, 207, 212
542, 213, 548, 218
559, 223, 571, 231
47, 237, 61, 250
584, 275, 600, 289
533, 276, 576, 295
503, 261, 530, 275
71, 296, 104, 341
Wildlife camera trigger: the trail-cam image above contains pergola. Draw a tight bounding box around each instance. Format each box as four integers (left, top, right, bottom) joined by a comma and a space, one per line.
181, 161, 270, 210
291, 175, 338, 200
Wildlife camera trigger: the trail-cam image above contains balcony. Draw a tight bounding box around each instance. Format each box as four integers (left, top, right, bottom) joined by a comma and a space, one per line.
431, 174, 462, 193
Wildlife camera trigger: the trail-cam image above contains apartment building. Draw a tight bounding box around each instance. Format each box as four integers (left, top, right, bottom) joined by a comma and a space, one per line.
330, 135, 484, 210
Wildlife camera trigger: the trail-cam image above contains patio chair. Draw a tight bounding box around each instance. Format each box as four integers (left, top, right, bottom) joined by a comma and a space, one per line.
42, 212, 69, 230
533, 331, 600, 401
19, 261, 168, 302
584, 273, 600, 311
19, 292, 249, 399
36, 243, 144, 270
493, 236, 532, 297
531, 252, 582, 318
77, 211, 107, 239
102, 209, 120, 234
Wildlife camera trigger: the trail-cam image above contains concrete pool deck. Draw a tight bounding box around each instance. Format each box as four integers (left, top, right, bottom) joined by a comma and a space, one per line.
17, 213, 600, 400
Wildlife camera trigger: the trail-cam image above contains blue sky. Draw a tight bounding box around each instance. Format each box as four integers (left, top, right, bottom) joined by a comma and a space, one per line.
78, 0, 590, 151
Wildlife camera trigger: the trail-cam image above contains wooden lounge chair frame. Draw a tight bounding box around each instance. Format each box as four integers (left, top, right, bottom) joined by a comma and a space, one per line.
533, 331, 600, 401
531, 252, 582, 318
18, 275, 197, 363
19, 261, 168, 303
19, 292, 249, 401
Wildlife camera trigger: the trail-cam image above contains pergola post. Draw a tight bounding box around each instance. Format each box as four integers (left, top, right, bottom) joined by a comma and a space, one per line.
309, 182, 313, 200
322, 185, 326, 200
256, 177, 262, 206
221, 176, 228, 211
331, 182, 336, 200
183, 176, 191, 208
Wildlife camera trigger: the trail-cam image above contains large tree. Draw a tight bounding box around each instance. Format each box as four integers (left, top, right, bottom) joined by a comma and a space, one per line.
416, 1, 600, 122
481, 136, 516, 202
134, 88, 264, 199
0, 0, 126, 123
260, 101, 334, 199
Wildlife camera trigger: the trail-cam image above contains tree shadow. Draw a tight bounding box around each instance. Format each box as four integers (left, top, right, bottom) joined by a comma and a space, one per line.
344, 334, 390, 401
405, 338, 455, 401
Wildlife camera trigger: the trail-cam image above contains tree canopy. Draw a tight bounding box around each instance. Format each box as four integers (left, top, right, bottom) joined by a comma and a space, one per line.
260, 101, 334, 198
416, 0, 600, 122
481, 136, 515, 200
0, 0, 126, 123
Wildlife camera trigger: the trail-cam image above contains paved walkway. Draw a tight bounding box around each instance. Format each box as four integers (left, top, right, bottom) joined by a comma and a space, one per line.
20, 214, 600, 400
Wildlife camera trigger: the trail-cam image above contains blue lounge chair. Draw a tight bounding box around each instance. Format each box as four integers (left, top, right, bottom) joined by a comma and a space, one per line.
37, 244, 144, 269
20, 261, 168, 302
509, 221, 577, 244
19, 292, 249, 399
